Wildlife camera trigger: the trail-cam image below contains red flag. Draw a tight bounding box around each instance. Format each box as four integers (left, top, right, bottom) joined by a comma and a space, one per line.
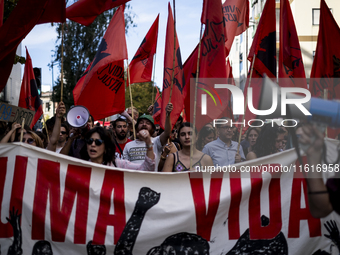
76, 5, 127, 120
279, 0, 307, 88
0, 0, 4, 27
66, 0, 130, 26
38, 0, 66, 24
152, 87, 162, 125
310, 0, 340, 139
129, 15, 159, 85
223, 0, 249, 55
0, 0, 49, 93
160, 3, 186, 130
310, 0, 340, 99
184, 0, 233, 129
243, 0, 276, 122
73, 62, 92, 105
18, 48, 43, 129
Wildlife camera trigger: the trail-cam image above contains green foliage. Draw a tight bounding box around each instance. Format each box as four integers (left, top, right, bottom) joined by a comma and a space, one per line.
51, 3, 136, 111
125, 82, 161, 115
3, 0, 19, 24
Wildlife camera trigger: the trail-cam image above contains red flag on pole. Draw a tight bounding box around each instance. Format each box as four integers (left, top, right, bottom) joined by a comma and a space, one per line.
38, 0, 66, 24
243, 0, 276, 122
184, 0, 233, 129
76, 5, 127, 120
310, 0, 340, 99
66, 0, 130, 26
129, 14, 159, 85
18, 48, 43, 129
160, 3, 186, 130
73, 62, 92, 105
152, 87, 162, 125
279, 0, 307, 88
0, 0, 49, 93
310, 0, 340, 139
223, 0, 249, 55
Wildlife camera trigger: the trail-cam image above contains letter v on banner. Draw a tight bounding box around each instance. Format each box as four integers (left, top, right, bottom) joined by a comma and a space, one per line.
189, 172, 223, 241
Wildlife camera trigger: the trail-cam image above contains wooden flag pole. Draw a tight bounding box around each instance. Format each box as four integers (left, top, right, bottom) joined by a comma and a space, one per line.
190, 23, 204, 170
126, 59, 136, 140
168, 0, 177, 104
236, 54, 256, 155
20, 118, 25, 143
151, 54, 157, 104
60, 23, 65, 102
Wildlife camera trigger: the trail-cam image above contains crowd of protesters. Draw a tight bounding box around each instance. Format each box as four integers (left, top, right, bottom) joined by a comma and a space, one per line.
1, 101, 339, 218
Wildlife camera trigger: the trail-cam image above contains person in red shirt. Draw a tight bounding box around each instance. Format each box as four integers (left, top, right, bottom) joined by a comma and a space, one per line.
113, 116, 132, 159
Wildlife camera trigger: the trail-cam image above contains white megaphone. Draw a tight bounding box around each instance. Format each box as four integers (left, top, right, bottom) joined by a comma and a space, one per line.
257, 75, 340, 127
67, 105, 90, 128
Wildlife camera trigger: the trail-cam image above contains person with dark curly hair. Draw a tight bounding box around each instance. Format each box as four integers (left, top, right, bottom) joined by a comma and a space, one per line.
240, 127, 260, 158
81, 126, 155, 171
246, 123, 286, 160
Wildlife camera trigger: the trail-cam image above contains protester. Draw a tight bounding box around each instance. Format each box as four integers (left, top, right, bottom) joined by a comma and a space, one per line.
202, 118, 245, 166
240, 127, 260, 157
299, 124, 336, 218
81, 126, 155, 171
56, 123, 69, 153
88, 115, 95, 129
113, 116, 131, 159
231, 126, 240, 142
196, 125, 216, 151
1, 123, 44, 148
246, 123, 286, 160
157, 141, 179, 172
162, 122, 213, 172
123, 103, 173, 171
46, 102, 66, 152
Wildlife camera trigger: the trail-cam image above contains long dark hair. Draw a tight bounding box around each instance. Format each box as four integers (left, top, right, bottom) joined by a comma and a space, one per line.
196, 125, 216, 151
178, 122, 198, 147
80, 126, 116, 166
252, 123, 286, 158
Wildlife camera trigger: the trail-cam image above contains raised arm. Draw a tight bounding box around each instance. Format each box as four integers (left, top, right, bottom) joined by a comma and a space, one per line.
47, 102, 66, 151
300, 124, 333, 218
1, 123, 20, 144
159, 103, 173, 146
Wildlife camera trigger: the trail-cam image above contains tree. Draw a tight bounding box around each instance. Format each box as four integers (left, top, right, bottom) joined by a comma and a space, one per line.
51, 3, 136, 111
125, 82, 161, 115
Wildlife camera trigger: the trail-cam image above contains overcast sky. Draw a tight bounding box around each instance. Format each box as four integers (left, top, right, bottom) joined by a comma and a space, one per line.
21, 0, 203, 92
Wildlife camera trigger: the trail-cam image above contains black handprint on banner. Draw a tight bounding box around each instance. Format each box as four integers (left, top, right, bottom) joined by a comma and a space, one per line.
324, 220, 340, 251
6, 207, 22, 255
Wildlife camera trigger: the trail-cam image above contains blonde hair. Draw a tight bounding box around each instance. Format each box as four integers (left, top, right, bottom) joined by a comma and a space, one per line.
27, 131, 44, 148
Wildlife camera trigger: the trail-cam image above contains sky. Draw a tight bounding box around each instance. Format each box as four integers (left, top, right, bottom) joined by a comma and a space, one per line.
21, 0, 204, 92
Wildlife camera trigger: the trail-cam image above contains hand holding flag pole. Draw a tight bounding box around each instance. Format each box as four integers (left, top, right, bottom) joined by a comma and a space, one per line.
20, 118, 25, 143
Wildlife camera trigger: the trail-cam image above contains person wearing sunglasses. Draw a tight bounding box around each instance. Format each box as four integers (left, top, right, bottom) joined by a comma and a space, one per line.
22, 131, 44, 148
55, 123, 69, 153
80, 126, 155, 170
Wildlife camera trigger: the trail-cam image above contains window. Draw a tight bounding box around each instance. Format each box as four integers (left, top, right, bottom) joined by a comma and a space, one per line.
312, 9, 320, 25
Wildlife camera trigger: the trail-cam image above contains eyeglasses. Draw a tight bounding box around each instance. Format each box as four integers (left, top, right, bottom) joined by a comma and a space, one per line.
60, 131, 67, 135
86, 138, 104, 146
22, 138, 34, 144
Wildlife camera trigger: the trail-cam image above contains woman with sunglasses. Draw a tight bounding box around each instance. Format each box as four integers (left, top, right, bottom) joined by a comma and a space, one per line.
81, 126, 155, 170
1, 123, 44, 148
162, 123, 213, 172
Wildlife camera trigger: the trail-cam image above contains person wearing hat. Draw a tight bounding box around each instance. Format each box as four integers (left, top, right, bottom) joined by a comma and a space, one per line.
123, 103, 173, 171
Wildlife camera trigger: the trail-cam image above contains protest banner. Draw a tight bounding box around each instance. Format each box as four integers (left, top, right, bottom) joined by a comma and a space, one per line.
0, 141, 339, 254
0, 102, 35, 127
